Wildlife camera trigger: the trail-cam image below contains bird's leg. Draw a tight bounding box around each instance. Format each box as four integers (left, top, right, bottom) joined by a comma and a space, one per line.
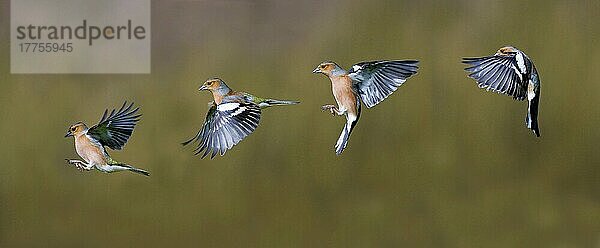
65, 159, 93, 171
321, 104, 342, 116
65, 159, 84, 167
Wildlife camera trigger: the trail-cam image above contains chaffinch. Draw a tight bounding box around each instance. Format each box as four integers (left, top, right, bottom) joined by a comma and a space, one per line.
182, 78, 300, 159
64, 102, 149, 176
463, 46, 541, 137
313, 60, 419, 155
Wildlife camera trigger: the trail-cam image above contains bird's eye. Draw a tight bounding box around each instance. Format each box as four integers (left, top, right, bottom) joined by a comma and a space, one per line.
70, 127, 76, 131
320, 64, 326, 69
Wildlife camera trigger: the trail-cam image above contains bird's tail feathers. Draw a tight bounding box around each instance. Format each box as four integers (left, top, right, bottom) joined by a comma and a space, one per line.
109, 161, 150, 176
335, 125, 350, 155
334, 116, 358, 155
258, 99, 300, 108
526, 95, 540, 137
127, 166, 150, 176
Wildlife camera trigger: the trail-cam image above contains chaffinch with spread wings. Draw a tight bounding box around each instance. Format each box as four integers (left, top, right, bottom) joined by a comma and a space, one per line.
463, 46, 541, 137
64, 102, 149, 176
182, 78, 300, 159
313, 60, 419, 155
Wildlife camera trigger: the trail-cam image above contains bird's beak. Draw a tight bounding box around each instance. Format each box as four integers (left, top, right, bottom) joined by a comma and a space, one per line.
64, 131, 73, 138
312, 68, 321, 74
198, 85, 209, 91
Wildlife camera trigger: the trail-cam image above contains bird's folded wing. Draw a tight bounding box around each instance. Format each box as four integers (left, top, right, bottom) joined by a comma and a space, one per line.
348, 60, 419, 108
182, 100, 261, 159
87, 101, 141, 150
463, 55, 527, 100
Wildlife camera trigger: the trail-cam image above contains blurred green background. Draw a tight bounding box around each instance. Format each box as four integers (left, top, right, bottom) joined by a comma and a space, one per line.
1, 0, 599, 247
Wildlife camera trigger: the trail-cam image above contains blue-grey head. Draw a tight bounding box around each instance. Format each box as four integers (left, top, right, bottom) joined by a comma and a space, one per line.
198, 78, 232, 95
65, 122, 88, 138
313, 61, 346, 77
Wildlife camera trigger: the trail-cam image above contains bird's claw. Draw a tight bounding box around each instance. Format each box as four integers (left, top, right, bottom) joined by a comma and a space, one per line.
321, 104, 333, 111
65, 159, 87, 171
321, 105, 337, 115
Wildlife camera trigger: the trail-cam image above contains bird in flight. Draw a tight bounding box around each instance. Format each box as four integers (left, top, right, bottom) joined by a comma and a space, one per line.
64, 102, 149, 176
463, 46, 541, 137
313, 59, 419, 155
183, 78, 300, 159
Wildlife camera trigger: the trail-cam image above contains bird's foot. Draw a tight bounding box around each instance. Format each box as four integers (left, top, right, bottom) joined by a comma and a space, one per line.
65, 159, 90, 171
65, 159, 80, 166
321, 104, 338, 115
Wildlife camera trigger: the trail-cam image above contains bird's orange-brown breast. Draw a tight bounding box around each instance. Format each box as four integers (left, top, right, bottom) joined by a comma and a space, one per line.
75, 135, 108, 165
211, 91, 224, 105
331, 75, 358, 115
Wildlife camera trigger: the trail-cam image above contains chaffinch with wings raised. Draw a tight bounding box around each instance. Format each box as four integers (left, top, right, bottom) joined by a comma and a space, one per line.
463, 46, 541, 137
313, 59, 419, 155
64, 102, 149, 176
182, 78, 300, 159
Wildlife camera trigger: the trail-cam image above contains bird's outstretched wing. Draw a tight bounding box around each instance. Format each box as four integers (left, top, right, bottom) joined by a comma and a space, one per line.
87, 101, 141, 150
463, 54, 528, 100
182, 100, 261, 159
348, 60, 419, 108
